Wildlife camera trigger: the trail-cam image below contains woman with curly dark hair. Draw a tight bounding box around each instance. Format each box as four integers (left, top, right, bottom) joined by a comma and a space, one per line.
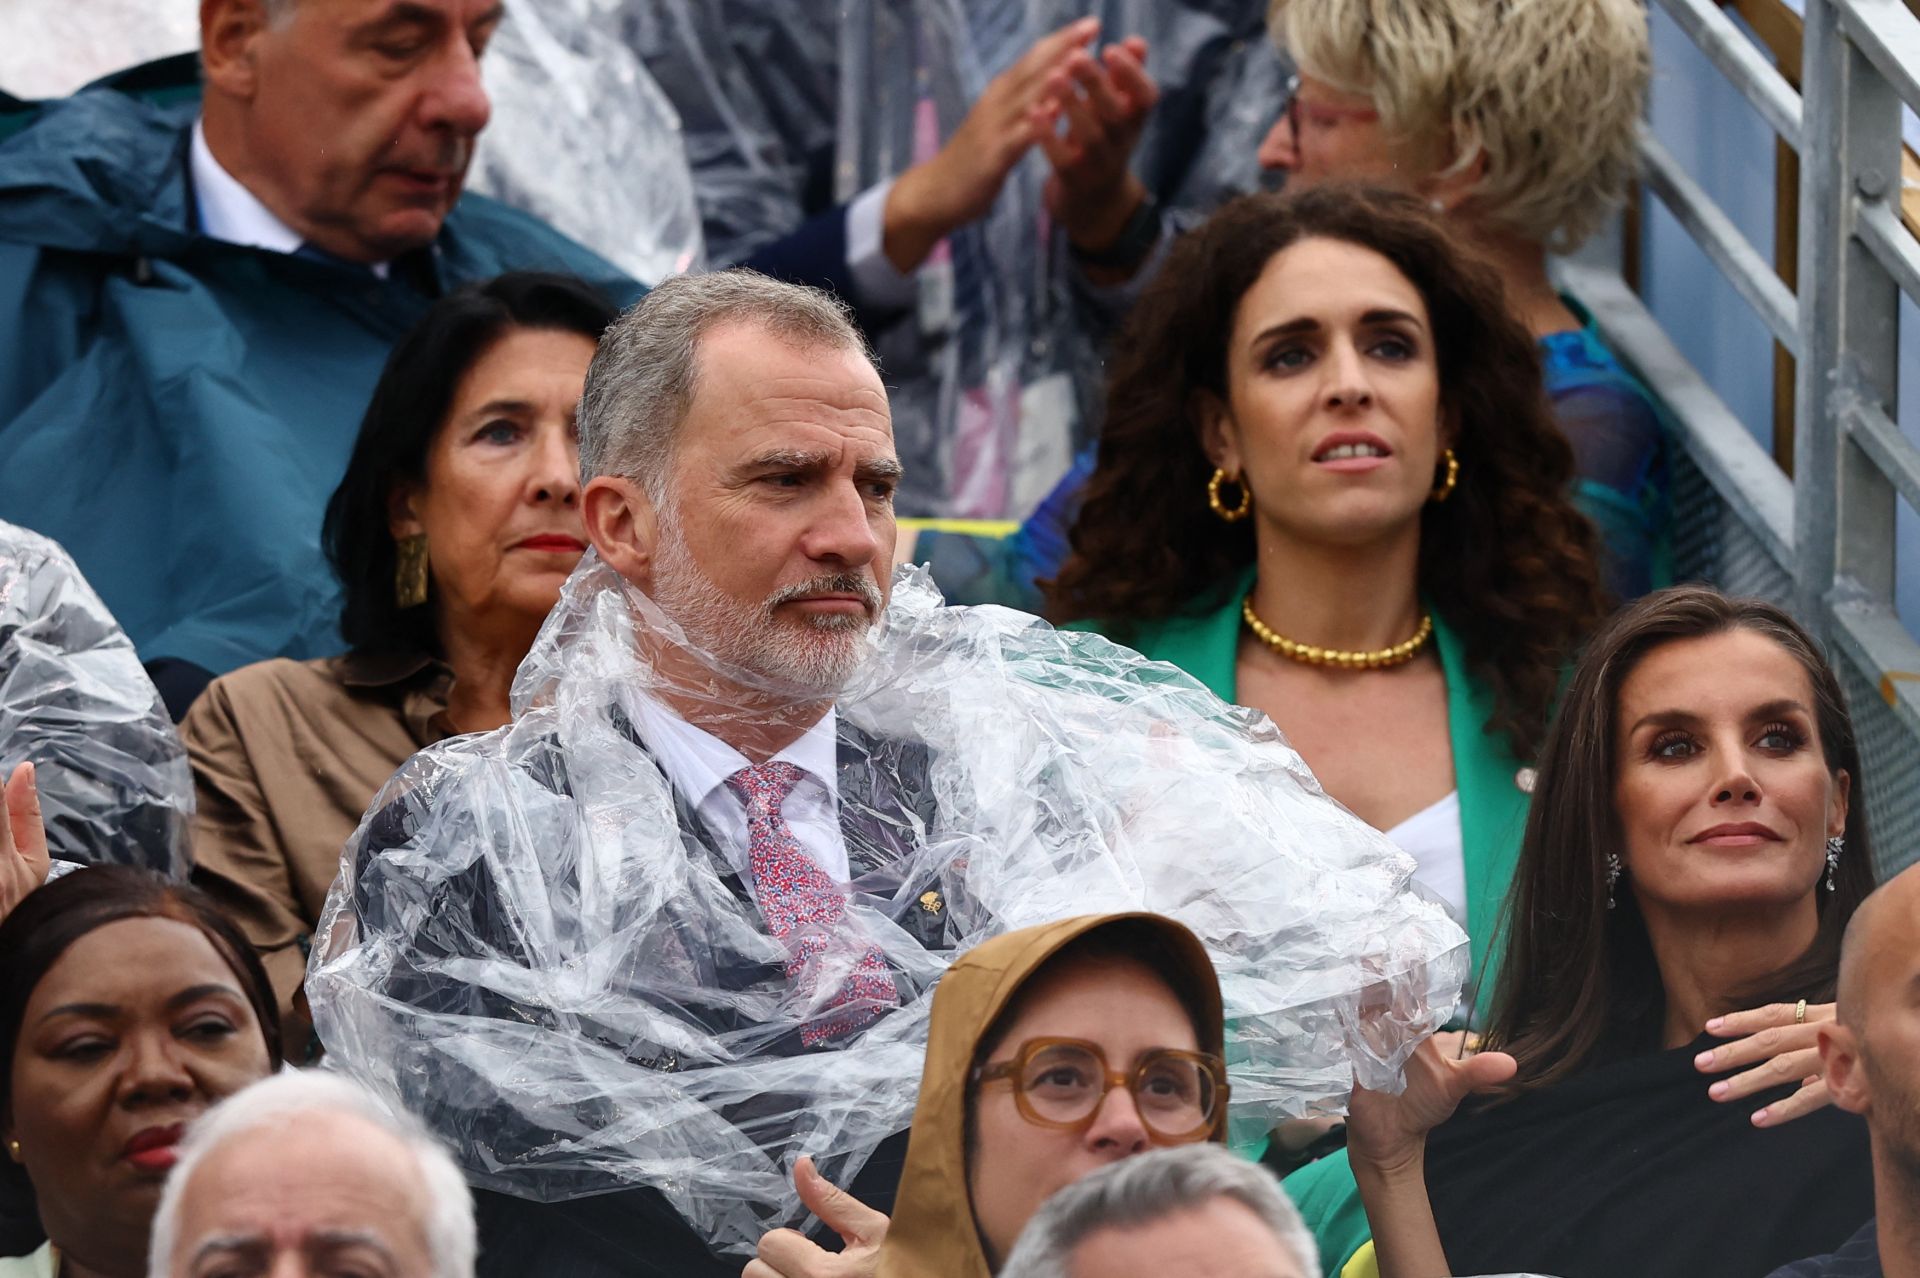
1053, 184, 1610, 1017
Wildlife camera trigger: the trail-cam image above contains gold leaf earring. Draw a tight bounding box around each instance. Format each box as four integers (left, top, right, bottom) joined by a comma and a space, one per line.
1207, 468, 1252, 523
394, 533, 430, 609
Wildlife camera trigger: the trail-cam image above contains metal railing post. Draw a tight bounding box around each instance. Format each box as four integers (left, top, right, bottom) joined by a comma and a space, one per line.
1794, 0, 1904, 634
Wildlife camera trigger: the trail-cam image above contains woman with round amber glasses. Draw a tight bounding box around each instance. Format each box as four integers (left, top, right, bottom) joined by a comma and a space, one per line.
972, 1034, 1226, 1148
746, 913, 1227, 1278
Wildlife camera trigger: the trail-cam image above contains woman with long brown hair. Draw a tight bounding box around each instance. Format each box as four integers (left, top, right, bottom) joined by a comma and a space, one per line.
1053, 183, 1608, 1018
1292, 586, 1877, 1278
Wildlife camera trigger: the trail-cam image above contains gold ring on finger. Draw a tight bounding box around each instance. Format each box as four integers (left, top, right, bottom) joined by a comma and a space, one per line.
1794, 998, 1808, 1025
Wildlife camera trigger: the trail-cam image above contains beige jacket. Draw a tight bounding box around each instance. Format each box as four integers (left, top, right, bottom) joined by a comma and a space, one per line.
180, 651, 452, 1034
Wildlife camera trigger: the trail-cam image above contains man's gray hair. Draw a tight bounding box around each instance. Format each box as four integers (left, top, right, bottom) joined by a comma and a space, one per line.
997, 1145, 1319, 1278
576, 268, 874, 498
147, 1070, 476, 1278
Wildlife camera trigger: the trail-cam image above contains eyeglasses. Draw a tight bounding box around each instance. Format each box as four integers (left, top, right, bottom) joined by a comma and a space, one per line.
972, 1037, 1228, 1144
1271, 73, 1383, 160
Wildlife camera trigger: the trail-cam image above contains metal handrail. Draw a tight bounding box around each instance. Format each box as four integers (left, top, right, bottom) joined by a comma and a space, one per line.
1660, 0, 1807, 146
1638, 129, 1803, 351
1837, 390, 1920, 517
1834, 0, 1920, 112
1557, 262, 1796, 567
1852, 190, 1920, 297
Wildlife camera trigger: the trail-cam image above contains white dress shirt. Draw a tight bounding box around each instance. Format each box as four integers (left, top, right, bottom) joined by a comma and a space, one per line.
626, 692, 851, 900
190, 118, 390, 278
843, 178, 919, 312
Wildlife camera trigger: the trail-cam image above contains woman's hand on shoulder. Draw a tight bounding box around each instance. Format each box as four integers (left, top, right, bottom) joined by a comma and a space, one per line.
1697, 1001, 1837, 1127
744, 1157, 890, 1278
0, 762, 49, 922
1346, 1034, 1516, 1178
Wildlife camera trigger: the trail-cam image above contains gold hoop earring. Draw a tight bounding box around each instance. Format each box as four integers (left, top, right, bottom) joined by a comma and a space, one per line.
1429, 448, 1460, 503
1207, 468, 1252, 523
394, 533, 430, 609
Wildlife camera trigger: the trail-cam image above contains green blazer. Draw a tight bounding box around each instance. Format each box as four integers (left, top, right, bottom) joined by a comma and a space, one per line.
1091, 568, 1533, 998
1086, 569, 1537, 1278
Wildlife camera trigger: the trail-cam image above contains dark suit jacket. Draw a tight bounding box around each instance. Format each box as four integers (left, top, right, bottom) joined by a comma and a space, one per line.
346, 711, 949, 1278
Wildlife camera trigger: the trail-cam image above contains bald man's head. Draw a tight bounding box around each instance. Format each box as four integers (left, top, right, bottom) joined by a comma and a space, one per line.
1835, 861, 1920, 1030
1822, 862, 1920, 1186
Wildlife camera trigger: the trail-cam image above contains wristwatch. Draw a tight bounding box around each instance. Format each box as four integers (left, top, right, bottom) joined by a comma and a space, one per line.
1069, 192, 1163, 271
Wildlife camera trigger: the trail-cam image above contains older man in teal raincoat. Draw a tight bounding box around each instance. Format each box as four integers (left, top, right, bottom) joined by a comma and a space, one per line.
0, 0, 641, 713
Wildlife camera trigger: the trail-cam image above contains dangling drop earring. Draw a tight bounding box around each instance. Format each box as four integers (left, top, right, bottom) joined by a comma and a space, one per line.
394, 532, 430, 609
1825, 836, 1843, 892
1605, 852, 1622, 910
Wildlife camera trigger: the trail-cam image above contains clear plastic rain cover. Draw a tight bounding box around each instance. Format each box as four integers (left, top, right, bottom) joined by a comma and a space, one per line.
0, 522, 191, 878
472, 0, 706, 284
308, 555, 1465, 1255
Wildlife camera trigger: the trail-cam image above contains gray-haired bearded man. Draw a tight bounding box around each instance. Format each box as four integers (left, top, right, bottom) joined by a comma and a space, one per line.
308, 270, 1470, 1278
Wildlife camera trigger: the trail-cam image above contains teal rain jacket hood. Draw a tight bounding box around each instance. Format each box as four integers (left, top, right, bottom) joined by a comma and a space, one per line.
0, 58, 640, 677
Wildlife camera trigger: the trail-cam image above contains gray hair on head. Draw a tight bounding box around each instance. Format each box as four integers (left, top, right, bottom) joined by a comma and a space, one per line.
997, 1145, 1319, 1278
146, 1070, 476, 1278
576, 268, 875, 500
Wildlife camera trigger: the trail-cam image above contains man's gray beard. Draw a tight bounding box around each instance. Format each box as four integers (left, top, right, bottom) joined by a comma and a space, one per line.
648, 516, 880, 697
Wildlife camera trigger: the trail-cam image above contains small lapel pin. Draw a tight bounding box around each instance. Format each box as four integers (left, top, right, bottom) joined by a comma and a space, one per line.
918, 889, 944, 915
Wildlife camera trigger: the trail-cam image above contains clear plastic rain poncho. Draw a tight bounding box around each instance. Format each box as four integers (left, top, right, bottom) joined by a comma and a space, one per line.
309, 554, 1466, 1256
0, 522, 190, 877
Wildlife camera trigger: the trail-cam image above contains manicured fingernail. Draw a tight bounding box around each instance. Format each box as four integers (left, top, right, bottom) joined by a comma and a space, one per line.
1706, 1016, 1725, 1031
1708, 1080, 1730, 1099
1694, 1050, 1715, 1068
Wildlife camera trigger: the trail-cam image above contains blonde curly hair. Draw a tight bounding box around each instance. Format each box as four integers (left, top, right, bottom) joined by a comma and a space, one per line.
1268, 0, 1649, 251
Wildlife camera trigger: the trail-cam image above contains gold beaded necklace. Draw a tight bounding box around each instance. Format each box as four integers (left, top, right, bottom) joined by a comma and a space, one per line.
1240, 595, 1434, 670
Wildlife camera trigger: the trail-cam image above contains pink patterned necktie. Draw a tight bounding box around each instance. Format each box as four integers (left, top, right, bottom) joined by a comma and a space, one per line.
725, 761, 898, 1046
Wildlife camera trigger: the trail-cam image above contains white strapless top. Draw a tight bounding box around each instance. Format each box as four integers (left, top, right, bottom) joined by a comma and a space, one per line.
1385, 789, 1466, 925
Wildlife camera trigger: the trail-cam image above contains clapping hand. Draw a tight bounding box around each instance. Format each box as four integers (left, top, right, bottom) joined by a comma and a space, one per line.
743, 1156, 890, 1278
882, 18, 1102, 273
1697, 1001, 1837, 1127
1030, 37, 1159, 254
0, 762, 49, 922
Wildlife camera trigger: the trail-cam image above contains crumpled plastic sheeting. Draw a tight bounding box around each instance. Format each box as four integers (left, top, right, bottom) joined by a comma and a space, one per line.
472, 0, 705, 284
994, 0, 1287, 211
616, 0, 840, 268
835, 0, 1287, 517
618, 0, 1065, 515
0, 0, 195, 99
840, 0, 1054, 519
1017, 0, 1290, 437
0, 522, 190, 878
309, 553, 1464, 1254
